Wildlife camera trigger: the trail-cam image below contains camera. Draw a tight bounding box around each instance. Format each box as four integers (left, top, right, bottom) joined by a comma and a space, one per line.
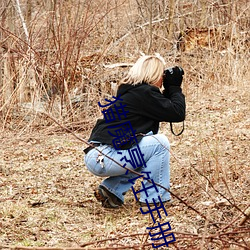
164, 67, 175, 75
163, 66, 184, 77
163, 67, 176, 85
163, 66, 184, 88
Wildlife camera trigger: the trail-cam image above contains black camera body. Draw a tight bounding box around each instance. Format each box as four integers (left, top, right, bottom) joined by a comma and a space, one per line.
163, 66, 184, 88
164, 67, 175, 75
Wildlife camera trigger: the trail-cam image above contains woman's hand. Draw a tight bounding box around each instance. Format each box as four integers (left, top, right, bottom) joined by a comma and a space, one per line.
163, 66, 184, 88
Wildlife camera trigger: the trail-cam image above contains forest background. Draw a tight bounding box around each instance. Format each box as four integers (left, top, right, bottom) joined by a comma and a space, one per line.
0, 0, 249, 249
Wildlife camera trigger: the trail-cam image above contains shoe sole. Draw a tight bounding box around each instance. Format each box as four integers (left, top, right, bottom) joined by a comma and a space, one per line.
94, 187, 121, 208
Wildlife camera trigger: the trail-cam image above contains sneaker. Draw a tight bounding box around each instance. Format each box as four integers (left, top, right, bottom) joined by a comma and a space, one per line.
94, 186, 123, 208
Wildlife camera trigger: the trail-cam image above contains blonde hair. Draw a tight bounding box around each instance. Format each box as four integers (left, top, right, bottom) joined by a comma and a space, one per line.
122, 54, 165, 85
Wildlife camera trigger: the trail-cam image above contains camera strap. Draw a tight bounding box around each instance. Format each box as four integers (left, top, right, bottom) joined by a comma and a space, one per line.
170, 121, 185, 136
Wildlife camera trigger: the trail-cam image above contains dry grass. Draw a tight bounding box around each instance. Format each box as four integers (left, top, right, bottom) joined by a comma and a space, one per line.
0, 0, 249, 249
0, 69, 249, 248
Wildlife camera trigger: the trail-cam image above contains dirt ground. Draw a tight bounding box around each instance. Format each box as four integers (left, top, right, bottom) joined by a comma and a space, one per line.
0, 80, 249, 249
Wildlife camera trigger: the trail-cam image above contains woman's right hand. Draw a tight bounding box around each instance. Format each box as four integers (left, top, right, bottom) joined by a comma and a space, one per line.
163, 66, 184, 88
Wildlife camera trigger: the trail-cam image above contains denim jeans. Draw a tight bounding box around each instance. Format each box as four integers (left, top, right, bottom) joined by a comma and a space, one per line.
84, 134, 170, 203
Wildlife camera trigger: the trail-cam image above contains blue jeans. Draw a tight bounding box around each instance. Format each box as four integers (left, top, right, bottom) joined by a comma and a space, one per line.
84, 134, 170, 203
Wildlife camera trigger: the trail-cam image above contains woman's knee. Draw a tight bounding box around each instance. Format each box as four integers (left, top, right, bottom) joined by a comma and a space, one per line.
140, 133, 170, 150
151, 134, 170, 149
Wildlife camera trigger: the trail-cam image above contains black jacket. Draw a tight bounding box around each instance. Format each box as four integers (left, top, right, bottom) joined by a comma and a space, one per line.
88, 83, 186, 146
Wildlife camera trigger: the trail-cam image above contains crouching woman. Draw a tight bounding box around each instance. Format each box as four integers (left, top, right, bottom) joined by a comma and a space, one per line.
84, 54, 186, 208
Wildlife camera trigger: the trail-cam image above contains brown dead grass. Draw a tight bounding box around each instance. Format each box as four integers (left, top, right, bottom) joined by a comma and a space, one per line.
0, 67, 249, 249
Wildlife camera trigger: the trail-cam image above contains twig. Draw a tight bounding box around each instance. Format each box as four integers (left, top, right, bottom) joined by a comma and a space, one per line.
103, 63, 134, 68
80, 233, 146, 247
13, 0, 30, 45
190, 163, 247, 217
219, 206, 249, 232
239, 207, 250, 226
203, 139, 237, 205
218, 238, 250, 250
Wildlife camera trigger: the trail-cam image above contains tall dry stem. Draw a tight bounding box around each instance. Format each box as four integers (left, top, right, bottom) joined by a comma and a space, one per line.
168, 0, 175, 42
147, 0, 153, 54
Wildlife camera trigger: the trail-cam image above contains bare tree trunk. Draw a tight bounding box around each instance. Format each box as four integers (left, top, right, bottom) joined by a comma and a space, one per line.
13, 0, 38, 104
147, 0, 153, 54
168, 0, 175, 42
0, 0, 15, 114
177, 0, 185, 32
230, 0, 237, 46
200, 0, 207, 27
0, 0, 4, 107
2, 54, 14, 108
14, 0, 30, 45
25, 0, 32, 31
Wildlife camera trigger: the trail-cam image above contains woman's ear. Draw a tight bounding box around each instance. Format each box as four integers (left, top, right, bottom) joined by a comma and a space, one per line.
154, 76, 163, 88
